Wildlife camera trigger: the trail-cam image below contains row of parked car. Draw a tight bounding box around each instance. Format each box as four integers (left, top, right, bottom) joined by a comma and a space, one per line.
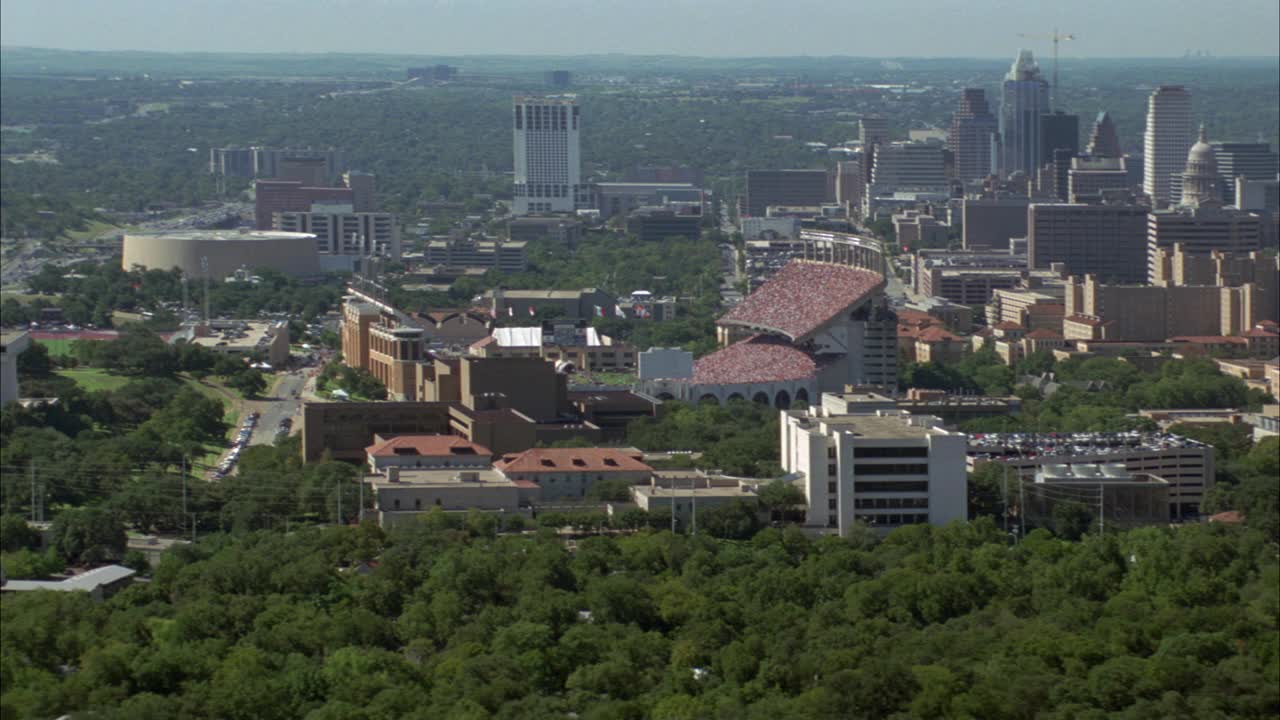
212, 411, 259, 479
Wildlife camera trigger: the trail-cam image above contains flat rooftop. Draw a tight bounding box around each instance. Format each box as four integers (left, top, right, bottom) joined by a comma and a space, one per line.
817, 414, 935, 439
125, 230, 315, 241
368, 468, 512, 489
190, 322, 278, 351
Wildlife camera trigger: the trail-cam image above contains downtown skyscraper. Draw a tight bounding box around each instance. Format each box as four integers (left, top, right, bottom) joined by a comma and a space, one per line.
999, 50, 1050, 177
513, 95, 585, 215
948, 89, 999, 181
1142, 86, 1195, 205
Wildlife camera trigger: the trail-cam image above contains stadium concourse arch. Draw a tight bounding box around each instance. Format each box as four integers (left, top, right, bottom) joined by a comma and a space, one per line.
641, 231, 894, 409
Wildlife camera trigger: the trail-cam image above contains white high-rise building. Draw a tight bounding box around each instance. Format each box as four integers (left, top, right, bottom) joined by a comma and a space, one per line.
1143, 86, 1195, 205
512, 96, 586, 215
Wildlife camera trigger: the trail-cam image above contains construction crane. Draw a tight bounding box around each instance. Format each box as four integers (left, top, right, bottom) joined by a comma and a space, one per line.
1018, 28, 1075, 110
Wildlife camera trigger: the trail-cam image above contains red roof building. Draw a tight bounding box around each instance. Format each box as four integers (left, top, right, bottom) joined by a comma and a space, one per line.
495, 448, 654, 500
365, 434, 492, 471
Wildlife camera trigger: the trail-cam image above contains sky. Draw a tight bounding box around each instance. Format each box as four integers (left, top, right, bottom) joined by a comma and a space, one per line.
2, 0, 1278, 58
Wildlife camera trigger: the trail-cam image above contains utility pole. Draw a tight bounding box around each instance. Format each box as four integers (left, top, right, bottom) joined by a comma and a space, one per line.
181, 456, 188, 538
1018, 475, 1027, 542
1098, 483, 1105, 537
690, 475, 697, 536
29, 462, 37, 523
200, 256, 210, 325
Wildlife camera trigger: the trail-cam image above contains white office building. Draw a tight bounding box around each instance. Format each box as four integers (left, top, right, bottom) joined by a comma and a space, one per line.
780, 392, 968, 536
513, 96, 587, 215
274, 203, 400, 270
1143, 86, 1196, 205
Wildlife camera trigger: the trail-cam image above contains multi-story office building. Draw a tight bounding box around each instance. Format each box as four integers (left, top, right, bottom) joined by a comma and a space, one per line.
1041, 111, 1079, 158
210, 146, 344, 182
858, 117, 890, 148
967, 431, 1213, 519
948, 89, 999, 181
1147, 207, 1263, 282
1000, 50, 1051, 176
781, 393, 967, 535
513, 96, 586, 215
869, 142, 948, 194
962, 195, 1029, 250
744, 170, 832, 217
507, 217, 583, 248
274, 205, 401, 265
835, 157, 866, 214
1143, 86, 1195, 205
1068, 156, 1131, 203
1211, 142, 1279, 205
1028, 202, 1149, 282
424, 237, 528, 273
625, 206, 703, 242
594, 182, 704, 219
1086, 112, 1122, 158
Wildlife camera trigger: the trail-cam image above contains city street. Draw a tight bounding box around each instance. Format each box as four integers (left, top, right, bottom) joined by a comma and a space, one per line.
247, 370, 306, 446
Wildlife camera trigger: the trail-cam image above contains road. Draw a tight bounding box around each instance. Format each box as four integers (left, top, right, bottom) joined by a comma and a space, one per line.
247, 371, 306, 446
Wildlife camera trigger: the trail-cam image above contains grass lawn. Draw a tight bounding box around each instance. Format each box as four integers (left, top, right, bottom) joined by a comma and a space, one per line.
36, 338, 77, 357
62, 220, 122, 242
1, 291, 61, 304
586, 372, 636, 386
55, 368, 130, 392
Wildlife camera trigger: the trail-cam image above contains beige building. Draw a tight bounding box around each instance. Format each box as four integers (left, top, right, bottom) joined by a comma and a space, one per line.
365, 434, 492, 472
370, 467, 534, 529
424, 237, 528, 273
494, 448, 653, 502
122, 230, 320, 279
1147, 207, 1262, 283
986, 287, 1065, 333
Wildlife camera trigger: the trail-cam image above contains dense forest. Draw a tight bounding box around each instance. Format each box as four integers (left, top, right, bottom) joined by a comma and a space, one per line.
2, 517, 1277, 719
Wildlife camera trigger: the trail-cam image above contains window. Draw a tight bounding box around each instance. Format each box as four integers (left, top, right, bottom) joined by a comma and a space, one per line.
828, 498, 837, 510
854, 481, 929, 493
828, 463, 838, 476
828, 514, 838, 527
853, 446, 929, 458
827, 481, 837, 494
394, 499, 401, 509
853, 464, 930, 476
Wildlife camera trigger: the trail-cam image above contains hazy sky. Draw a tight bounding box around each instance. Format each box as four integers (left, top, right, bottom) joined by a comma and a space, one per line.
2, 0, 1278, 58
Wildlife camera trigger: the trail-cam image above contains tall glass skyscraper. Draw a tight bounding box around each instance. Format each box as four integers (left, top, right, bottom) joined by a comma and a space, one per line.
1142, 86, 1195, 205
999, 50, 1050, 177
948, 89, 999, 181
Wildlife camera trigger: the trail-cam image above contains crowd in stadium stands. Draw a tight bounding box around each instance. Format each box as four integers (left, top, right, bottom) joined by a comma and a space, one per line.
719, 260, 883, 340
692, 335, 821, 384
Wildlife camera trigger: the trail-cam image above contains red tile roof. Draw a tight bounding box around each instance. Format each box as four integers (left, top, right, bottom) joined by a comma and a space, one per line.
496, 448, 652, 474
916, 326, 962, 343
993, 321, 1024, 331
1025, 329, 1064, 340
1242, 328, 1279, 338
1169, 336, 1248, 345
691, 335, 821, 384
366, 434, 492, 458
719, 261, 884, 340
1064, 314, 1106, 327
896, 309, 936, 325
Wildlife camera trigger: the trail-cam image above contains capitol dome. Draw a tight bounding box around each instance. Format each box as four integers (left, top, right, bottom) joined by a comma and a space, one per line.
1180, 125, 1220, 208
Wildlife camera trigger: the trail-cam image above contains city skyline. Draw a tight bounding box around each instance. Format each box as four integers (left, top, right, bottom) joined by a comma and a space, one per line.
2, 0, 1278, 58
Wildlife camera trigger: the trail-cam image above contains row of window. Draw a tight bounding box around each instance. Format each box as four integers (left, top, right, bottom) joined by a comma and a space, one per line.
854, 446, 929, 459
855, 497, 929, 509
852, 464, 930, 476
856, 513, 930, 526
854, 481, 929, 493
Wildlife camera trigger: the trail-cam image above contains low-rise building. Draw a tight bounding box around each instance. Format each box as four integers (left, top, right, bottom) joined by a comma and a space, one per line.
631, 473, 767, 530
967, 431, 1213, 520
494, 448, 653, 501
370, 467, 535, 529
469, 323, 636, 372
423, 237, 528, 273
1022, 463, 1172, 532
1, 565, 136, 601
508, 217, 583, 248
181, 320, 290, 367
